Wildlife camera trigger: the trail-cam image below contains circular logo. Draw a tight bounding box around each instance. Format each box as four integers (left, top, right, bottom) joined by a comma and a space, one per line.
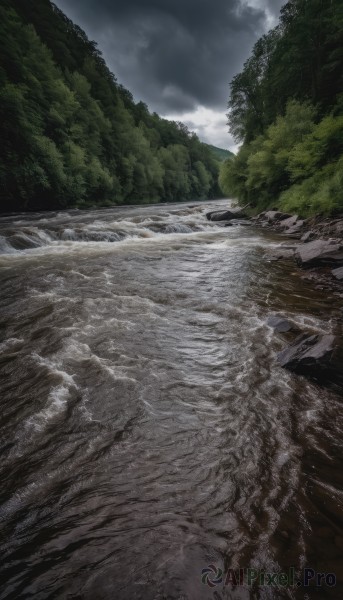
201, 564, 223, 587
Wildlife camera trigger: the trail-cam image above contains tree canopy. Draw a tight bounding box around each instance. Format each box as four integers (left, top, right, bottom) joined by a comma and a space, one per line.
0, 0, 222, 212
221, 0, 343, 217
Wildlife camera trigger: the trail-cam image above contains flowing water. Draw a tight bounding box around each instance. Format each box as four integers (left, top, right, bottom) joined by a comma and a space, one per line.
0, 200, 342, 600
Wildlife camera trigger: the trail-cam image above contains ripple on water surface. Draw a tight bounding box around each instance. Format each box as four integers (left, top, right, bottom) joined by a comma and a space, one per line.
0, 201, 342, 600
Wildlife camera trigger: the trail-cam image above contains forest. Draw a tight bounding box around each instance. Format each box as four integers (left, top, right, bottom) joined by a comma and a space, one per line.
0, 0, 222, 212
220, 0, 343, 217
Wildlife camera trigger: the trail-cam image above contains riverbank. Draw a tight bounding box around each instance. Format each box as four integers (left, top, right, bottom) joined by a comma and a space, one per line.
205, 207, 343, 392
206, 207, 343, 292
253, 210, 343, 392
253, 210, 343, 290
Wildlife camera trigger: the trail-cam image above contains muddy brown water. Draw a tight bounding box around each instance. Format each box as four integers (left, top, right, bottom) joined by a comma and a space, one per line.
0, 200, 342, 600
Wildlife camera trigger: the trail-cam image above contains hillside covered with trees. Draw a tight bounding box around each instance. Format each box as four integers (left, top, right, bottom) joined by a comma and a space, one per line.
0, 0, 222, 212
205, 145, 234, 162
220, 0, 343, 217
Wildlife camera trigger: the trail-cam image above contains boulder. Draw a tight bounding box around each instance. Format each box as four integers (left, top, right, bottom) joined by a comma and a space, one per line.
206, 209, 247, 222
286, 220, 305, 235
295, 239, 343, 268
267, 316, 300, 333
332, 266, 343, 281
265, 211, 291, 223
301, 231, 316, 243
278, 333, 343, 386
280, 215, 299, 230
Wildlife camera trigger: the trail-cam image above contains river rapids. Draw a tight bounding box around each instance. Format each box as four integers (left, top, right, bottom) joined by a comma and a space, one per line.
0, 201, 342, 600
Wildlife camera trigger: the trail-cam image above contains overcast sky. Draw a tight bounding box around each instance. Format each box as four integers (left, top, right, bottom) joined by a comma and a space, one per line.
54, 0, 285, 151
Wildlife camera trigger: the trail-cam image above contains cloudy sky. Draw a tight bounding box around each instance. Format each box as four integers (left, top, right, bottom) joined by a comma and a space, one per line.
54, 0, 286, 151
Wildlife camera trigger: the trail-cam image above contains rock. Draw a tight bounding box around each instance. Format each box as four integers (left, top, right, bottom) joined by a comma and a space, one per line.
265, 211, 291, 223
225, 219, 252, 226
332, 266, 343, 280
267, 316, 300, 333
268, 249, 295, 261
255, 212, 266, 221
277, 333, 343, 387
301, 231, 316, 243
295, 239, 343, 268
286, 220, 305, 235
280, 215, 299, 230
206, 209, 247, 222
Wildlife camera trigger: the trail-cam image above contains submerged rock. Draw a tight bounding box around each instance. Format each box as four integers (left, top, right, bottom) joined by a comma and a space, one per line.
295, 239, 343, 267
277, 333, 343, 387
267, 316, 300, 333
267, 249, 295, 261
332, 266, 343, 280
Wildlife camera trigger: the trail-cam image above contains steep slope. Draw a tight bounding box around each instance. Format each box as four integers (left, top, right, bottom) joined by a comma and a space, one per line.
0, 0, 221, 211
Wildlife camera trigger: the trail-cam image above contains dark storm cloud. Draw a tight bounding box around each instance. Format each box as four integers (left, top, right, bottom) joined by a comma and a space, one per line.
54, 0, 285, 115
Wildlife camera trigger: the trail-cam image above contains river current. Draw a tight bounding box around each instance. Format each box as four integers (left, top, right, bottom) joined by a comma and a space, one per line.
0, 200, 342, 600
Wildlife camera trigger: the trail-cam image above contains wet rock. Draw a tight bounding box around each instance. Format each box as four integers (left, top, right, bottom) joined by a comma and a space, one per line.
332, 266, 343, 280
253, 212, 266, 221
277, 333, 343, 386
268, 249, 295, 261
280, 215, 299, 230
265, 211, 291, 223
206, 209, 247, 221
225, 219, 252, 227
286, 220, 305, 235
295, 239, 343, 268
267, 316, 300, 333
301, 230, 316, 243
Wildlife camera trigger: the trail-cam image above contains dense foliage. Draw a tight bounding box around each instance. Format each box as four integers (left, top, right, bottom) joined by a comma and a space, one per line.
0, 0, 221, 212
221, 0, 343, 216
205, 145, 234, 162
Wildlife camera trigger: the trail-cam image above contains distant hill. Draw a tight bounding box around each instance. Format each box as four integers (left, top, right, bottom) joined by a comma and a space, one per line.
205, 145, 234, 162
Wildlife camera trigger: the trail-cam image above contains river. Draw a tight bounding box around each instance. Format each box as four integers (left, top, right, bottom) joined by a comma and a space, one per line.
0, 200, 342, 600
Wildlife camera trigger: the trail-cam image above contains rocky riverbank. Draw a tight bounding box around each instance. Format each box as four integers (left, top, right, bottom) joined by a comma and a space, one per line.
206, 207, 343, 392
253, 210, 343, 290
254, 211, 343, 392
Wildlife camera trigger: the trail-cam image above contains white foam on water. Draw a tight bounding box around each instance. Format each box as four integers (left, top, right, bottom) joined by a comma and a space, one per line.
0, 337, 24, 352
25, 385, 70, 432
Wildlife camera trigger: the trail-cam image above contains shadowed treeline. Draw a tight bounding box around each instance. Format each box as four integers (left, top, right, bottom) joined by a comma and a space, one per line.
0, 0, 222, 212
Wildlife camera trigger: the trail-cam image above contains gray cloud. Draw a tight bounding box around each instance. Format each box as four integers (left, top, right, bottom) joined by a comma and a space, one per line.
53, 0, 285, 149
54, 0, 285, 114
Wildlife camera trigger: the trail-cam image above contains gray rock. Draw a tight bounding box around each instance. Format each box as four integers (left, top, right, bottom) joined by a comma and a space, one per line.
268, 249, 295, 260
267, 316, 300, 333
281, 215, 299, 229
301, 231, 316, 243
295, 239, 343, 267
206, 210, 247, 222
278, 333, 343, 386
286, 220, 305, 234
255, 212, 266, 221
265, 211, 291, 223
332, 266, 343, 280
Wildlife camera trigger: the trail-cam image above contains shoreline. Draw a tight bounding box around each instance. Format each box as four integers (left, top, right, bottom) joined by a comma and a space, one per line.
254, 211, 343, 392
252, 210, 343, 295
206, 207, 343, 392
